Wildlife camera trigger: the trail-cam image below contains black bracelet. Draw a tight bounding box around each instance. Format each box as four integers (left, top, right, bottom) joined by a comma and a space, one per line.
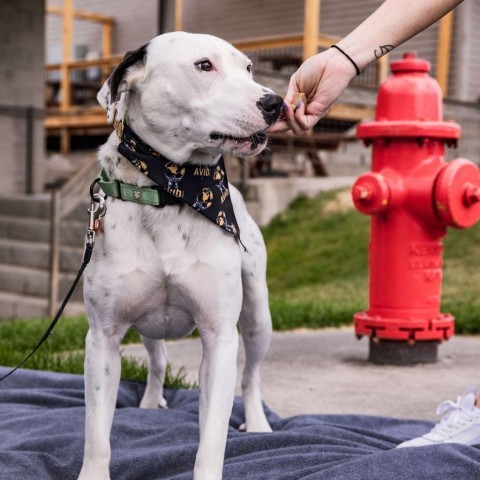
330, 45, 361, 76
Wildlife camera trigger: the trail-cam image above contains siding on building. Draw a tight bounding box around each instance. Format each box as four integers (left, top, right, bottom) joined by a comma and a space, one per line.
467, 1, 480, 101
45, 0, 480, 102
182, 0, 451, 95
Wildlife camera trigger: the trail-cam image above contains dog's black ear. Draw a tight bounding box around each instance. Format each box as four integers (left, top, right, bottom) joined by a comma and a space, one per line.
97, 42, 149, 124
109, 43, 149, 104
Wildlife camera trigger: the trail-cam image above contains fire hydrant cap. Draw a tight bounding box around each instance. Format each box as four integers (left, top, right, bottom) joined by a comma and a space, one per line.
391, 52, 430, 74
435, 159, 480, 229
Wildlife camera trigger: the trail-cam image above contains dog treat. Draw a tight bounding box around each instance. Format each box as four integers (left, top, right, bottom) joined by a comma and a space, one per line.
291, 92, 307, 111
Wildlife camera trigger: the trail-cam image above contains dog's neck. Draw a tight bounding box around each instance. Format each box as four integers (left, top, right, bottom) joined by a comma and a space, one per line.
123, 96, 221, 166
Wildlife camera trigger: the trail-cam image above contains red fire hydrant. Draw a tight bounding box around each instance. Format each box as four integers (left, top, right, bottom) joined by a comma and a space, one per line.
352, 52, 480, 365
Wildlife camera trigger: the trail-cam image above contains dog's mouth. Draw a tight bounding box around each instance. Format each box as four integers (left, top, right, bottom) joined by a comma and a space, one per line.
209, 130, 267, 154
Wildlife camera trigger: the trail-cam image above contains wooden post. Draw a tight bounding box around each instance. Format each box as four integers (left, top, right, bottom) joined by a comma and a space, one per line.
376, 54, 390, 86
60, 0, 74, 154
60, 0, 74, 112
302, 0, 321, 61
102, 20, 113, 79
436, 11, 454, 96
174, 0, 183, 31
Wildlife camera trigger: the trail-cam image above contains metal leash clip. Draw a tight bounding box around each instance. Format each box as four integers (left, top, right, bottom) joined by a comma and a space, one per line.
84, 180, 107, 263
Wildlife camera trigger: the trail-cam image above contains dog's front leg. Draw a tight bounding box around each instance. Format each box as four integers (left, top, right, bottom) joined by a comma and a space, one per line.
195, 325, 239, 480
78, 326, 126, 480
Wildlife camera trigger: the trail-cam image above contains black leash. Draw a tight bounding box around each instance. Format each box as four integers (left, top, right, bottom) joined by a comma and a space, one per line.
0, 181, 105, 382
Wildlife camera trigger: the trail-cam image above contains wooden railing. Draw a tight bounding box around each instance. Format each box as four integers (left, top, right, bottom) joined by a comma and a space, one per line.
45, 1, 116, 152
232, 33, 389, 88
48, 157, 98, 315
46, 3, 114, 111
44, 32, 388, 111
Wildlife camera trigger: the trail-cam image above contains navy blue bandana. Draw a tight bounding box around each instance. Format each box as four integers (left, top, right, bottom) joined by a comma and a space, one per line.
117, 124, 245, 249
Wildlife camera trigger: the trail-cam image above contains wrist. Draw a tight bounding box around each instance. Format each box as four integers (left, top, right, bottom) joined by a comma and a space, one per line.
336, 40, 381, 71
323, 47, 359, 82
330, 45, 361, 75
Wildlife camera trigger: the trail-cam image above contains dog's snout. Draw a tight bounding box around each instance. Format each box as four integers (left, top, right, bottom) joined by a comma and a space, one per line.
256, 94, 283, 126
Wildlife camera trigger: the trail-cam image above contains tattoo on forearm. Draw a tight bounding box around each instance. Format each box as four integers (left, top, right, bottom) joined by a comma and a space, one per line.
374, 45, 394, 59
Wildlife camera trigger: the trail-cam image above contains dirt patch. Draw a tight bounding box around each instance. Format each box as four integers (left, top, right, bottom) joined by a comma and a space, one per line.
322, 189, 354, 214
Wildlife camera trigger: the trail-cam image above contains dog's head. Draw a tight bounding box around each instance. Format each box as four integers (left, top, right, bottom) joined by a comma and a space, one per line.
98, 32, 283, 163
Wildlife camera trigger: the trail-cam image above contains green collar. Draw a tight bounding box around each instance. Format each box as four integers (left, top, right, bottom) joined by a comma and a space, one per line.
98, 170, 183, 207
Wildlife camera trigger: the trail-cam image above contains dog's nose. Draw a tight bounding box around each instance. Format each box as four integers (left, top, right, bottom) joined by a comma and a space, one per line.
256, 94, 283, 125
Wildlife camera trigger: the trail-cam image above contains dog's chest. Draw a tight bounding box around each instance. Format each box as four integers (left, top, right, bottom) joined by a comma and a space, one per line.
87, 198, 240, 339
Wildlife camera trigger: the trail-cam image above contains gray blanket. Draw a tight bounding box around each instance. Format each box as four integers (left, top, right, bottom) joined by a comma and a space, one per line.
1, 368, 479, 480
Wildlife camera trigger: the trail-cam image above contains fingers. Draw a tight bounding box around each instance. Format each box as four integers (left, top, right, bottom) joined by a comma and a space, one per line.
284, 100, 311, 135
269, 93, 327, 134
269, 99, 319, 134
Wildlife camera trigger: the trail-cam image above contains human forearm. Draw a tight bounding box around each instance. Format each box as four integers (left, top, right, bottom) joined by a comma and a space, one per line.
270, 0, 465, 134
337, 0, 464, 71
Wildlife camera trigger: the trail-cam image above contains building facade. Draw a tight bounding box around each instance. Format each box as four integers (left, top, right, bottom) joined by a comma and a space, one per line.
45, 0, 480, 102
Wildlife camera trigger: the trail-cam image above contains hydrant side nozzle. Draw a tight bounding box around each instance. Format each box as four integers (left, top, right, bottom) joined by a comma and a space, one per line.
463, 183, 480, 207
434, 159, 480, 229
352, 173, 391, 215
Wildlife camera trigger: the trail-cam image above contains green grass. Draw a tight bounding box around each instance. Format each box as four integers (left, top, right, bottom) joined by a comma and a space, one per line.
1, 188, 479, 379
264, 192, 369, 330
0, 316, 195, 388
263, 190, 480, 333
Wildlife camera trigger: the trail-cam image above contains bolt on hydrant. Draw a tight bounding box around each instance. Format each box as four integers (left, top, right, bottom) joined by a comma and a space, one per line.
352, 52, 480, 365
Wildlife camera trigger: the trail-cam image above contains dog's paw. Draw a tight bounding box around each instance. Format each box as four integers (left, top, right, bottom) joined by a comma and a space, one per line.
238, 420, 272, 433
78, 466, 111, 480
139, 395, 168, 409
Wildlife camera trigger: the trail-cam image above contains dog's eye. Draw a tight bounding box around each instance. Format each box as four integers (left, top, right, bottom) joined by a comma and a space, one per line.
195, 60, 213, 72
247, 64, 252, 73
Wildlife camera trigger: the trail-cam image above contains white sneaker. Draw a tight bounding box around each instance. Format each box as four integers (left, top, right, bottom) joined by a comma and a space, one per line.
397, 386, 480, 448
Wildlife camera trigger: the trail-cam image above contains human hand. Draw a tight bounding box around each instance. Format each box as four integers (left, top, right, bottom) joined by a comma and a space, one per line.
269, 47, 358, 134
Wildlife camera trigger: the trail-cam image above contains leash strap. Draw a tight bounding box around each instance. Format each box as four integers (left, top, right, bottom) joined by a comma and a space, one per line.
98, 170, 183, 207
0, 184, 106, 382
0, 250, 91, 382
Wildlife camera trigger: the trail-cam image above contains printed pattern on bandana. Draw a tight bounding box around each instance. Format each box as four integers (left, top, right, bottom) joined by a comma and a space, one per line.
117, 124, 243, 246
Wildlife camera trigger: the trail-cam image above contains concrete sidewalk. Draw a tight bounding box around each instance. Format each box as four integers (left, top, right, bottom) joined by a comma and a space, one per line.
122, 328, 480, 421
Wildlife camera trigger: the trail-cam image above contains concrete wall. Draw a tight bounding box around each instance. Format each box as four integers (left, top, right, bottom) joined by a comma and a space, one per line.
0, 0, 45, 194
